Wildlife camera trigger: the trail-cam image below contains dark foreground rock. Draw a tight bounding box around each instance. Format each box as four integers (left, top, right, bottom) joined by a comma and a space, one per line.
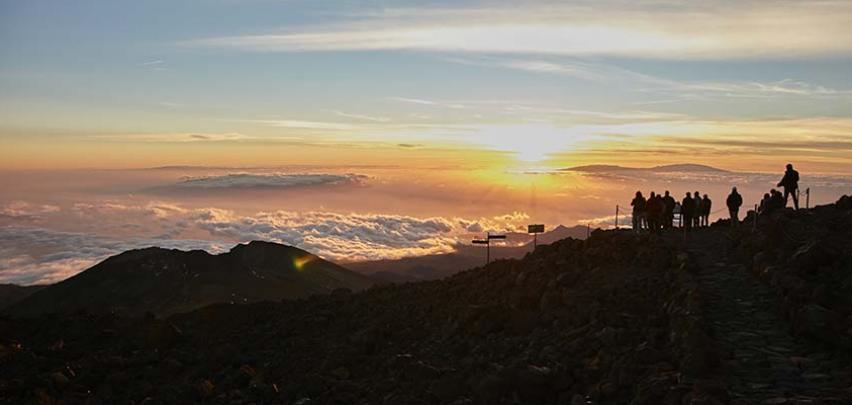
1, 197, 851, 404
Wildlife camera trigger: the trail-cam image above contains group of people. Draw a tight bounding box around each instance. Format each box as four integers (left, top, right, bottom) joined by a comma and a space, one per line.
630, 190, 713, 233
629, 164, 802, 232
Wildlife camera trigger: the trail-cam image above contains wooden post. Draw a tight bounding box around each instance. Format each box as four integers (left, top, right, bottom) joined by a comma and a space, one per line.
806, 188, 810, 209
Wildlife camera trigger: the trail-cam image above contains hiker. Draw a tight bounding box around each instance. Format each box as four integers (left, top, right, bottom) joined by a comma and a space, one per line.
681, 192, 695, 231
770, 189, 785, 211
663, 190, 676, 229
701, 194, 712, 227
777, 163, 800, 209
646, 192, 664, 233
726, 187, 743, 226
693, 190, 702, 228
757, 193, 772, 215
631, 191, 647, 232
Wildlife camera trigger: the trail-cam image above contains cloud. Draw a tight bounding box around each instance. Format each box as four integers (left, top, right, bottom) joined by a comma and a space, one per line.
90, 132, 249, 142
332, 110, 390, 122
0, 200, 534, 284
452, 56, 851, 99
182, 2, 852, 59
0, 201, 60, 222
0, 227, 229, 285
170, 173, 368, 189
248, 119, 362, 130
192, 209, 460, 262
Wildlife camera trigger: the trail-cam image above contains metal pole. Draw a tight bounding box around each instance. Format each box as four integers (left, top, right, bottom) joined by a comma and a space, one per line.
587, 224, 591, 239
615, 205, 619, 229
806, 188, 810, 209
486, 233, 490, 265
533, 233, 537, 250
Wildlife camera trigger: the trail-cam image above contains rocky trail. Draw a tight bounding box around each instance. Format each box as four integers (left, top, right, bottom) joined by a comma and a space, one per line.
682, 228, 851, 404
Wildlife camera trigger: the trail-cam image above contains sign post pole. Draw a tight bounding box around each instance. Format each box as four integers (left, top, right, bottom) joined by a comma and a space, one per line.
473, 232, 507, 266
527, 224, 544, 250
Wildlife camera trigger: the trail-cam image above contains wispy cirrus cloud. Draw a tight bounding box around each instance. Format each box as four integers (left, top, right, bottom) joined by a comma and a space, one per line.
182, 2, 852, 59
90, 132, 249, 142
451, 56, 852, 100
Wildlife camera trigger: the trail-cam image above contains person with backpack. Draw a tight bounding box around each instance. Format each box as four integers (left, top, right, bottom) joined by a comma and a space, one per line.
631, 191, 647, 233
662, 190, 676, 229
701, 194, 712, 227
681, 192, 695, 231
726, 187, 743, 226
777, 163, 800, 209
646, 192, 664, 233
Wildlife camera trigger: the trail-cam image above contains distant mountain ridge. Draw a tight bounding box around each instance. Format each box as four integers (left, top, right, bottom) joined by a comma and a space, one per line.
565, 163, 730, 173
5, 241, 373, 317
348, 224, 593, 282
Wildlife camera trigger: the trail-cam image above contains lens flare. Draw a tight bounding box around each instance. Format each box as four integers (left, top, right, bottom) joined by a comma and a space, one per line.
293, 255, 315, 271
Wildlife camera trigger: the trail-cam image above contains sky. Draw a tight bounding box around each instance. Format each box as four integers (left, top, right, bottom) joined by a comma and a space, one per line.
1, 0, 851, 284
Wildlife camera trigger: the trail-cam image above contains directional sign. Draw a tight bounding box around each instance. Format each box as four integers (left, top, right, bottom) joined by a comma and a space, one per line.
528, 224, 544, 234
472, 239, 489, 245
488, 234, 506, 240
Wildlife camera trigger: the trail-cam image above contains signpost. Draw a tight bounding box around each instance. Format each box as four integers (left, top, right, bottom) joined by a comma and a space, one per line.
472, 232, 506, 265
527, 224, 544, 249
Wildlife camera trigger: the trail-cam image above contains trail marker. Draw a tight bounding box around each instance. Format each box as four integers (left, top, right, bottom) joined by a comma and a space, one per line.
472, 232, 506, 265
527, 224, 544, 250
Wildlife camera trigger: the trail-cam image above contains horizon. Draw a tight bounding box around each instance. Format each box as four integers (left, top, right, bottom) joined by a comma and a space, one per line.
2, 0, 852, 285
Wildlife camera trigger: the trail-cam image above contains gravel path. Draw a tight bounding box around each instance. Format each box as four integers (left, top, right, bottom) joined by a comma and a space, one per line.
683, 229, 850, 404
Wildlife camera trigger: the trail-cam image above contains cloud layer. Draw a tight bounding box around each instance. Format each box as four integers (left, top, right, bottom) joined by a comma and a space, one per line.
172, 173, 367, 189
0, 227, 229, 285
0, 201, 531, 284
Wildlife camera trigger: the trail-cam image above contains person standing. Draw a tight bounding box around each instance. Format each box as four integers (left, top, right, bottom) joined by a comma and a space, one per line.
693, 190, 702, 227
646, 192, 663, 233
777, 163, 800, 209
726, 187, 743, 226
701, 194, 712, 227
681, 192, 695, 231
662, 190, 676, 229
631, 191, 647, 233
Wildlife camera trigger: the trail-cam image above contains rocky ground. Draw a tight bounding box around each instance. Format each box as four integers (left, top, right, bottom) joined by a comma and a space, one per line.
1, 197, 850, 404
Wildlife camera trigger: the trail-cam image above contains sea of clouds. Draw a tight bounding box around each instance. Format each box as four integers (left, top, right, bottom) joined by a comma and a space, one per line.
0, 200, 528, 285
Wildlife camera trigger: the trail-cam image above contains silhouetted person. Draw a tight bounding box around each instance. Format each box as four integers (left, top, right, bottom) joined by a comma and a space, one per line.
777, 163, 800, 209
770, 189, 785, 212
757, 190, 774, 215
726, 187, 743, 226
693, 190, 702, 228
681, 192, 695, 231
647, 192, 664, 233
662, 190, 676, 229
631, 191, 647, 232
701, 194, 712, 227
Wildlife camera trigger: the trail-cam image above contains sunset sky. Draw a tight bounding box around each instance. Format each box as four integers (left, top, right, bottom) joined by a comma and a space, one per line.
1, 0, 851, 284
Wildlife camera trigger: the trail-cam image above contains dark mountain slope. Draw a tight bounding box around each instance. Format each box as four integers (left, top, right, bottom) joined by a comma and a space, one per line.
1, 197, 850, 404
0, 284, 46, 310
5, 241, 372, 317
